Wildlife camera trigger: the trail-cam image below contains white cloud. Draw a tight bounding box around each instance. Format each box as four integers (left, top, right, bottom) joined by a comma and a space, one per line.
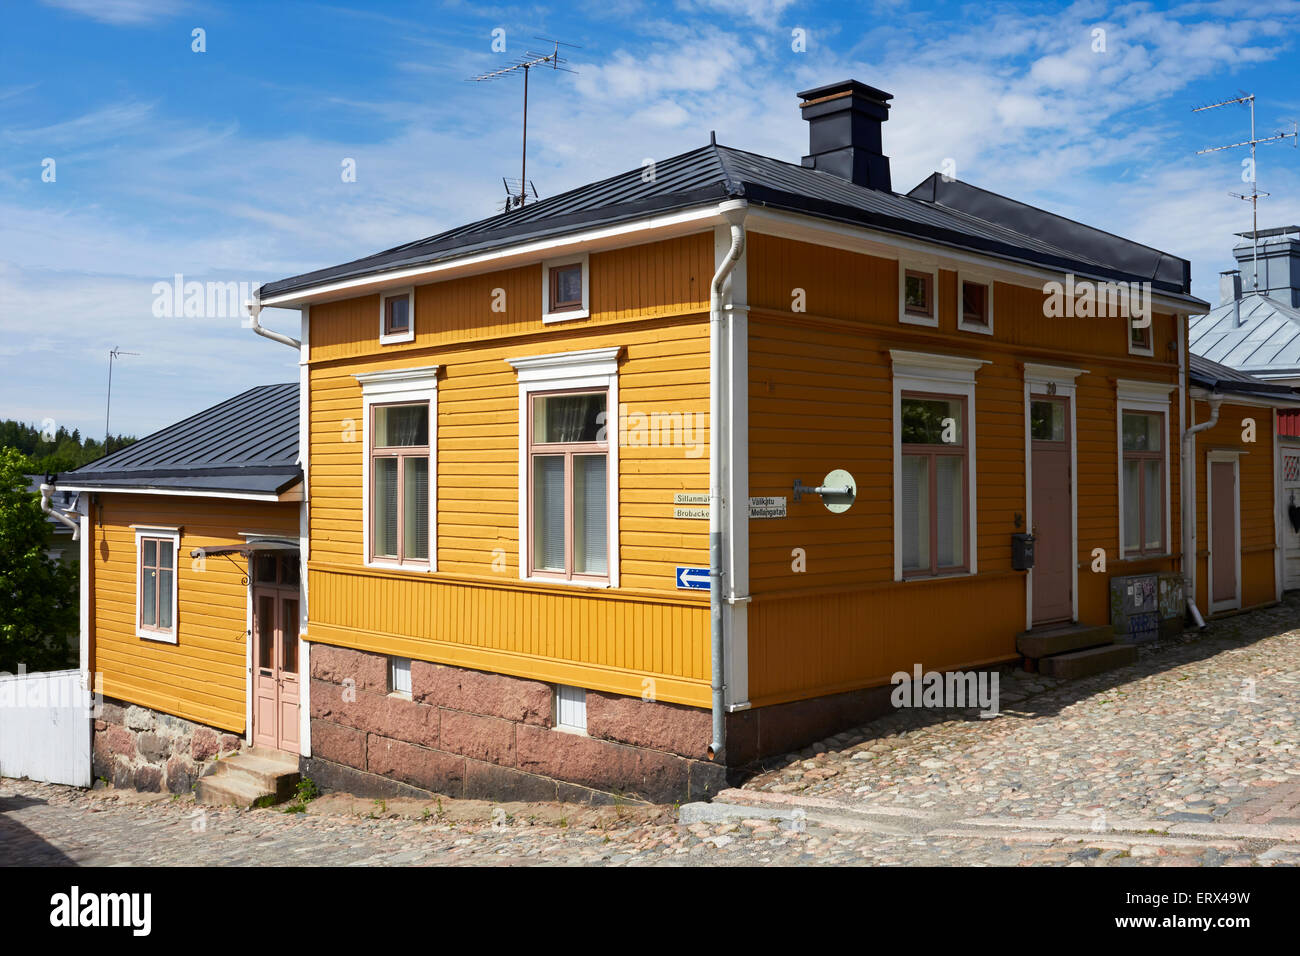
41, 0, 183, 26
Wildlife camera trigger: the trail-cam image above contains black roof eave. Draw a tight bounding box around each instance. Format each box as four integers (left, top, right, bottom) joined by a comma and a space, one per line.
261, 186, 735, 299
58, 465, 302, 497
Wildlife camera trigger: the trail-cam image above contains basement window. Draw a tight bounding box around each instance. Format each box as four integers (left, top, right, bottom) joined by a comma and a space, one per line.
958, 275, 993, 334
554, 684, 587, 733
388, 657, 412, 698
899, 263, 938, 327
542, 254, 589, 323
379, 288, 415, 345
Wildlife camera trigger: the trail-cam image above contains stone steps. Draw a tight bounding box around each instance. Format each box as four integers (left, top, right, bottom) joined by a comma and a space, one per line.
196, 747, 300, 808
1016, 623, 1116, 660
1037, 643, 1139, 680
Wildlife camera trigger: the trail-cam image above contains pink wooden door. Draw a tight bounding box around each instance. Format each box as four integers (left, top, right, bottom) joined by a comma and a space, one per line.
252, 587, 300, 752
1031, 398, 1073, 625
1211, 460, 1239, 606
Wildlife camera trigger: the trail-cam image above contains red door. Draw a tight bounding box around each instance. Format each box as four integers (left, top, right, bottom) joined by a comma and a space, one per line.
1031, 397, 1073, 625
251, 554, 301, 753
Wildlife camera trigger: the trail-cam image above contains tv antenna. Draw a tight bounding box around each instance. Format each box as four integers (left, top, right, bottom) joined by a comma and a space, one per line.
1194, 92, 1298, 290
104, 345, 139, 456
470, 37, 579, 210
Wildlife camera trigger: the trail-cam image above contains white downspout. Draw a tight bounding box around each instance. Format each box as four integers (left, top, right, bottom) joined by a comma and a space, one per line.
39, 483, 80, 540
709, 199, 747, 761
1182, 389, 1223, 628
246, 285, 302, 351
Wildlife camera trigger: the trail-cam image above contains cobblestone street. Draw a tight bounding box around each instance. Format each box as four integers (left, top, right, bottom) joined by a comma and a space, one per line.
3, 597, 1299, 866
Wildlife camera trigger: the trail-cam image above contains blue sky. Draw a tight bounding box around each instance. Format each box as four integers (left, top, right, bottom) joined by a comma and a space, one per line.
3, 0, 1299, 439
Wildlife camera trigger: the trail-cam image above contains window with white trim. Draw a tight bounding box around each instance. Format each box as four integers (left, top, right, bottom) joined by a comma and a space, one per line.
1128, 316, 1153, 356
890, 350, 988, 581
506, 347, 620, 587
957, 274, 993, 334
388, 657, 412, 698
899, 262, 938, 327
1115, 380, 1174, 559
135, 527, 180, 642
355, 366, 439, 572
541, 254, 589, 323
554, 684, 587, 732
379, 287, 415, 345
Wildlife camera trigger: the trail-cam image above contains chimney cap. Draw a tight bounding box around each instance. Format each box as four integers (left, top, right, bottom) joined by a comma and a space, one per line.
797, 79, 893, 106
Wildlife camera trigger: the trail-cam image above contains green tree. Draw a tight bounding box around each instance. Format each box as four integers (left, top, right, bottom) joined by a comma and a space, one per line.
0, 448, 78, 672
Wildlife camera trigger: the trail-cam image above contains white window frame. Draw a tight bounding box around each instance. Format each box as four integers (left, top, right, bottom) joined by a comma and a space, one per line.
355, 366, 440, 573
133, 525, 181, 643
1206, 449, 1244, 614
890, 350, 989, 581
1116, 379, 1175, 560
1023, 363, 1087, 629
898, 260, 939, 328
378, 286, 415, 345
1127, 315, 1154, 357
957, 271, 994, 335
388, 656, 413, 698
505, 347, 620, 588
554, 684, 587, 733
541, 253, 590, 324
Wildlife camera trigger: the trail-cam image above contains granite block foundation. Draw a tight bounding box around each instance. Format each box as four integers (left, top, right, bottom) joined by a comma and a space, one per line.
305, 644, 727, 804
93, 697, 242, 794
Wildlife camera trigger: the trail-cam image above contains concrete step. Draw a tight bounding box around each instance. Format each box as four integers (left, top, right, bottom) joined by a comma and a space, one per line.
1016, 623, 1115, 660
196, 773, 272, 808
195, 748, 301, 807
1038, 643, 1138, 680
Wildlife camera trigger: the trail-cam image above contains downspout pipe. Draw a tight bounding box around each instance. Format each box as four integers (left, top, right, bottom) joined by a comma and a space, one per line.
39, 482, 80, 540
1182, 391, 1223, 628
246, 285, 301, 351
708, 200, 747, 762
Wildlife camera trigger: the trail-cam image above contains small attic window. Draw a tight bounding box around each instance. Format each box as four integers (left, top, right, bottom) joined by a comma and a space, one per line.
1129, 317, 1153, 355
379, 288, 415, 345
899, 263, 938, 327
958, 275, 993, 334
542, 255, 589, 323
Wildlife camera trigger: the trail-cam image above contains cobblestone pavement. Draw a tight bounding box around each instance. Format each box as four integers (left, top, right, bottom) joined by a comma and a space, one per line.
3, 599, 1298, 866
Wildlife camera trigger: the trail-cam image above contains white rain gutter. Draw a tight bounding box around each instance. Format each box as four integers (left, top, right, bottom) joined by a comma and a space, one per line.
39, 483, 81, 540
246, 285, 301, 351
1181, 388, 1223, 629
709, 199, 747, 761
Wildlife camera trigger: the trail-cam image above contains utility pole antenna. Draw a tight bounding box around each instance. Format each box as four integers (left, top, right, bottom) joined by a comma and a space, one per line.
1194, 93, 1298, 292
470, 37, 580, 210
104, 346, 139, 457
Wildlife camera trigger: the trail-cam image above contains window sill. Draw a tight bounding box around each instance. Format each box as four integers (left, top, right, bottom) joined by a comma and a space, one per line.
542, 308, 590, 324
521, 575, 611, 589
900, 312, 938, 327
1114, 551, 1172, 562
136, 628, 178, 644
378, 331, 415, 346
365, 559, 435, 574
552, 724, 589, 737
899, 569, 975, 582
957, 320, 993, 335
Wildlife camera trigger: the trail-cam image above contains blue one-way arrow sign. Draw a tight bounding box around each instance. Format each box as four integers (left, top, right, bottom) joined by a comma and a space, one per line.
676, 566, 710, 590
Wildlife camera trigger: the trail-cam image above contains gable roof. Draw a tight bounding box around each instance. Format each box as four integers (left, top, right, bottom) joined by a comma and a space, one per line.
59, 383, 301, 497
1188, 293, 1300, 379
1188, 352, 1299, 403
262, 141, 1205, 304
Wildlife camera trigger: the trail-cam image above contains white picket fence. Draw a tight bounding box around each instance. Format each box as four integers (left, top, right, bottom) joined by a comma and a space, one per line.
0, 668, 92, 787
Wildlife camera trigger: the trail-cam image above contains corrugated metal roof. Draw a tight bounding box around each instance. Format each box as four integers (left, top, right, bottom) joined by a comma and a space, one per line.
1188, 293, 1300, 378
262, 141, 1202, 301
62, 383, 300, 496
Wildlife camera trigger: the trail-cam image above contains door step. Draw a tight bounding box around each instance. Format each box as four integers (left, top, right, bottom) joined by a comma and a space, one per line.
1037, 643, 1138, 680
1016, 623, 1115, 660
196, 746, 301, 808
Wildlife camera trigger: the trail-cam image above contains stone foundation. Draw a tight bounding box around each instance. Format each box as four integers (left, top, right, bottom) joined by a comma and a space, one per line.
307, 644, 728, 804
92, 697, 242, 794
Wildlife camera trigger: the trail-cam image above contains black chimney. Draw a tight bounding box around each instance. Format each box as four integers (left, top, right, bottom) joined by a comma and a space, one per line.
798, 80, 893, 191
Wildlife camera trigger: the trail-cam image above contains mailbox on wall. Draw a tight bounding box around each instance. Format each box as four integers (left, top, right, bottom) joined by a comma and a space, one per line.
1011, 533, 1035, 571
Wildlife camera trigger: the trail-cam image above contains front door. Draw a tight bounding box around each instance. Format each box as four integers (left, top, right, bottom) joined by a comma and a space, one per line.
1282, 443, 1300, 591
1209, 459, 1240, 611
251, 553, 300, 752
1031, 397, 1073, 625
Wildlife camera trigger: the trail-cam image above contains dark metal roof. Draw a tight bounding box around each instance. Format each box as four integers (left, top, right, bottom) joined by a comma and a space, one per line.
1189, 353, 1298, 398
61, 383, 301, 496
262, 141, 1204, 302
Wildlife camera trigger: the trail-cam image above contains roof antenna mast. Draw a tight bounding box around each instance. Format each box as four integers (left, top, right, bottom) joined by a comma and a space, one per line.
1194, 93, 1298, 292
104, 345, 140, 457
470, 37, 580, 212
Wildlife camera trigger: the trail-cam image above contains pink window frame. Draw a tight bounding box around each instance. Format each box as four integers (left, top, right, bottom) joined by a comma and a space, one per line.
526, 386, 610, 583
1122, 410, 1166, 556
900, 391, 971, 578
383, 294, 410, 336
138, 535, 174, 634
369, 400, 431, 567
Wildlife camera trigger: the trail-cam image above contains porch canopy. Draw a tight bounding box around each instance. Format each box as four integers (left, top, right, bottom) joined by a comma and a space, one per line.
189, 539, 298, 559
